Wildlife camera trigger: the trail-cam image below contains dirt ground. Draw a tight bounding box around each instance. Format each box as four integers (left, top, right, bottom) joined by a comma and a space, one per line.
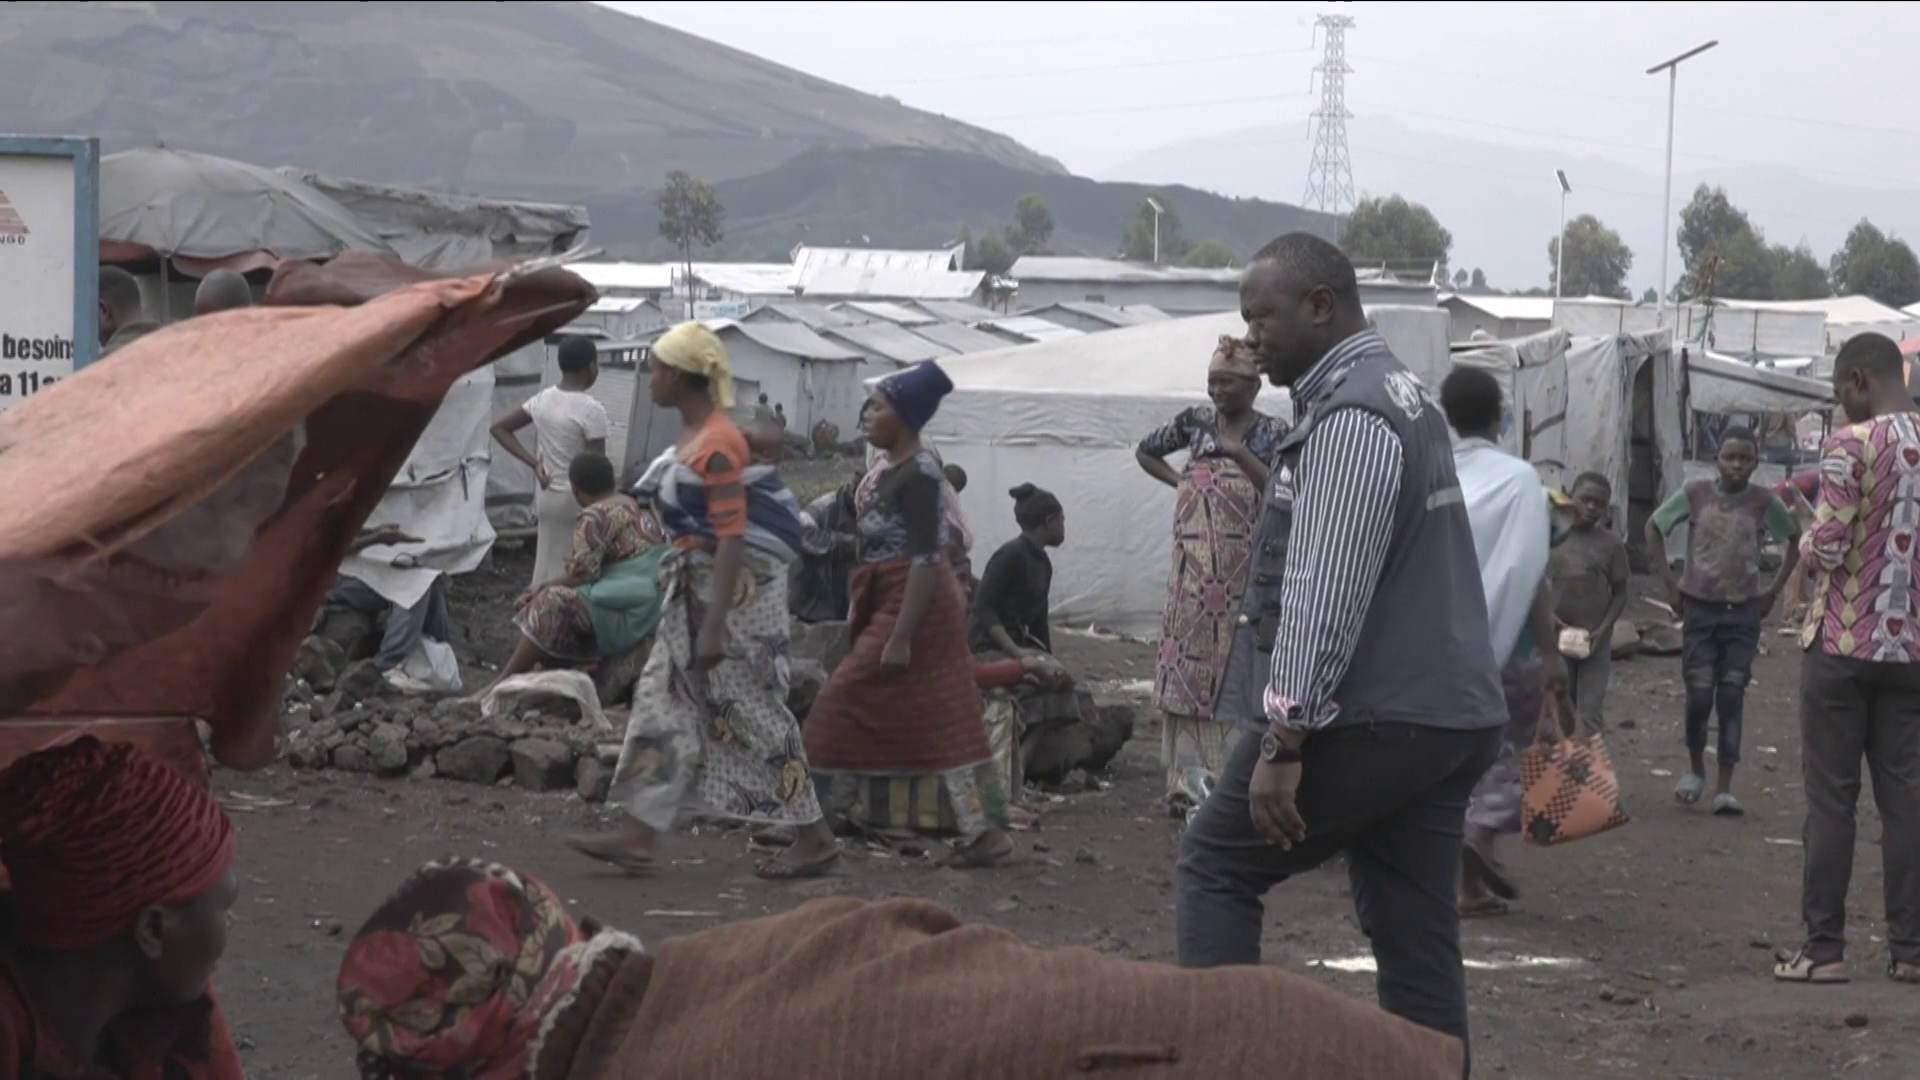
216, 524, 1919, 1079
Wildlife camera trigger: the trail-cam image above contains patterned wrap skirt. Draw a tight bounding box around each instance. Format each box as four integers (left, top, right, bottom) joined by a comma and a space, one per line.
608, 548, 823, 831
1155, 457, 1260, 804
806, 560, 1006, 840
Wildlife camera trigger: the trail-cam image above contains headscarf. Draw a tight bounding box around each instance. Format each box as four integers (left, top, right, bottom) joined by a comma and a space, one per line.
875, 361, 954, 432
0, 736, 236, 951
1209, 335, 1260, 380
337, 859, 644, 1080
652, 321, 735, 409
1009, 482, 1064, 531
338, 859, 584, 1079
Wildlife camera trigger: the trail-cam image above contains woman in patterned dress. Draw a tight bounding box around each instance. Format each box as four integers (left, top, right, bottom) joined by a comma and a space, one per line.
488, 452, 668, 691
806, 362, 1014, 868
567, 323, 839, 880
1135, 336, 1290, 815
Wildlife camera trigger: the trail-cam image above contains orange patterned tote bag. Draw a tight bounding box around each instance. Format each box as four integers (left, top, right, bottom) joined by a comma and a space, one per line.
1520, 695, 1630, 846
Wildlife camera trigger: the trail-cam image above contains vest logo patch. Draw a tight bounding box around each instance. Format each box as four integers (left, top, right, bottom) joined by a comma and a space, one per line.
1272, 464, 1295, 507
1384, 370, 1427, 421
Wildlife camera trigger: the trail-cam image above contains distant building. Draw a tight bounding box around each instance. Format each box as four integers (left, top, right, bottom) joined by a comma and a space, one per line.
1021, 300, 1164, 334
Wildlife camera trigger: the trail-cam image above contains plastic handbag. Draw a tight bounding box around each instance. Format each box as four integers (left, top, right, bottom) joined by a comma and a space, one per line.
1519, 694, 1630, 846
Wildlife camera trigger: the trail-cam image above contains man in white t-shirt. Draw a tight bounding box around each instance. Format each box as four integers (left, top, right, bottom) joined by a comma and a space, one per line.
491, 336, 610, 585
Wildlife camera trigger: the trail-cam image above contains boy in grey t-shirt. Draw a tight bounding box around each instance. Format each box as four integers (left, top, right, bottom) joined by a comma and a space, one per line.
1550, 473, 1629, 733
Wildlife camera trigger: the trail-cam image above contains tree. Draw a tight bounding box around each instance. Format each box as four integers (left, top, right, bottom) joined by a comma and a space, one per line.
1005, 194, 1054, 256
968, 230, 1015, 277
1675, 185, 1775, 301
1548, 214, 1633, 298
1452, 268, 1469, 289
1469, 268, 1488, 293
1184, 239, 1237, 269
1340, 195, 1452, 278
1640, 286, 1659, 304
1120, 193, 1189, 263
1768, 243, 1831, 301
1829, 220, 1920, 309
656, 170, 724, 316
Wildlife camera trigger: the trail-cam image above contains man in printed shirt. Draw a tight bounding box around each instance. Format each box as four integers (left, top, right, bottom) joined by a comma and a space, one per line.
1175, 233, 1504, 1065
1776, 333, 1920, 986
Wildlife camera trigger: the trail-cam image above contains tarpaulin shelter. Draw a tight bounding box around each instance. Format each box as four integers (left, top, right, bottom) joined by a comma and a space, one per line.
0, 251, 593, 781
894, 306, 1450, 637
100, 146, 393, 275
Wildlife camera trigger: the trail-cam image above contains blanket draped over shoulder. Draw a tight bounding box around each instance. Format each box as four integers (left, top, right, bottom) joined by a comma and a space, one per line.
0, 253, 593, 767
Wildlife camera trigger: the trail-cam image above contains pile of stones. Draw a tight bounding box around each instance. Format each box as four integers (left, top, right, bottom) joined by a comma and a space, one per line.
279, 616, 855, 802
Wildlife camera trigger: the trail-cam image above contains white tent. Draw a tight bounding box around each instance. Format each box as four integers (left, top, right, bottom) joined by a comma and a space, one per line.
910, 306, 1449, 637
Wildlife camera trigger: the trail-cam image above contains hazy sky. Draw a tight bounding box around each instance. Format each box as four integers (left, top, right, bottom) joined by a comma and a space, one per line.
609, 1, 1915, 205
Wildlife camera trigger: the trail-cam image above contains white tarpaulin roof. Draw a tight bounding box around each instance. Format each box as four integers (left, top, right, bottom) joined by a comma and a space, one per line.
902, 306, 1450, 636
1688, 351, 1832, 413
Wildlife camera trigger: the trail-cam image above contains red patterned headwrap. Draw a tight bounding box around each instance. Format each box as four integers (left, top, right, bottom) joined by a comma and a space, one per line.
0, 735, 236, 950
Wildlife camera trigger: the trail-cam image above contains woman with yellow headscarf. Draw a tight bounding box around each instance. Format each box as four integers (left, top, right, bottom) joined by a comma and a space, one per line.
568, 323, 841, 880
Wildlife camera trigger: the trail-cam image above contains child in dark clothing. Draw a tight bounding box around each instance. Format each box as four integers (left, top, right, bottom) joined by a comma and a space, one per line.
1646, 427, 1800, 815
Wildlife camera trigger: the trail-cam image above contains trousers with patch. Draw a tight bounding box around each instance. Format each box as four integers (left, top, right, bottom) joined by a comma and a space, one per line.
1680, 595, 1763, 764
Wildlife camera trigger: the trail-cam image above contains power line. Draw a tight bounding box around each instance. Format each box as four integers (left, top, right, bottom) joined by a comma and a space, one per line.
967, 91, 1308, 123
873, 46, 1312, 87
1347, 51, 1920, 143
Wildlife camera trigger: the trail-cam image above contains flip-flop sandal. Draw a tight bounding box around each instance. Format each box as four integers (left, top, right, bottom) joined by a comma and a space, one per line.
1462, 841, 1518, 901
565, 836, 656, 876
1890, 960, 1920, 985
1460, 897, 1510, 919
1674, 773, 1706, 805
1773, 948, 1848, 983
754, 850, 841, 881
1712, 793, 1745, 816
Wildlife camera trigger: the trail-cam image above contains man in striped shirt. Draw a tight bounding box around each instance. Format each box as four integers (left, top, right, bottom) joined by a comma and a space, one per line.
1175, 233, 1504, 1068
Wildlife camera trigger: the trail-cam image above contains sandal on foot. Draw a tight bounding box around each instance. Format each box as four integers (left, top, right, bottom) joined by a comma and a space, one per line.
1460, 897, 1510, 919
945, 834, 1014, 869
1773, 948, 1848, 983
1674, 773, 1706, 805
566, 835, 655, 876
1890, 960, 1920, 985
754, 850, 841, 881
1711, 793, 1745, 816
1462, 840, 1518, 901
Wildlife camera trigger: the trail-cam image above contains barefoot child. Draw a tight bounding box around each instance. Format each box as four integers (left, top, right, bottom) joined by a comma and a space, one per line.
1646, 428, 1801, 815
1550, 472, 1630, 732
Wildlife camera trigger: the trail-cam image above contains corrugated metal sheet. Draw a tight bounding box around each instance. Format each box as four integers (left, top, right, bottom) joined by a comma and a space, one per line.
724, 321, 864, 362
791, 244, 965, 276
1441, 294, 1558, 322
573, 261, 674, 293
1726, 295, 1917, 328
1026, 301, 1153, 328
743, 302, 861, 331
833, 301, 937, 326
798, 265, 985, 300
982, 316, 1086, 343
689, 263, 796, 297
911, 299, 995, 323
824, 323, 956, 364
1120, 304, 1172, 321
1010, 256, 1239, 285
910, 321, 1009, 356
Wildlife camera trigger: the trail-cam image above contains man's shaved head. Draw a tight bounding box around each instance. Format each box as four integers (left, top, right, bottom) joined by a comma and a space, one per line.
1239, 232, 1368, 388
97, 267, 146, 346
193, 270, 253, 316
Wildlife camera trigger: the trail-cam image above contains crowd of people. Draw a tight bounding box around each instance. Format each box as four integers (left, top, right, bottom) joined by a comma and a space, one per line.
4, 233, 1919, 1077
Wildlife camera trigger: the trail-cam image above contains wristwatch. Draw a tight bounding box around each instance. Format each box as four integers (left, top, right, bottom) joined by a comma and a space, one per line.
1259, 730, 1303, 764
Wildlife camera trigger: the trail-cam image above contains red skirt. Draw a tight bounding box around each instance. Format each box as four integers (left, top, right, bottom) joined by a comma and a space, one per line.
804, 561, 988, 775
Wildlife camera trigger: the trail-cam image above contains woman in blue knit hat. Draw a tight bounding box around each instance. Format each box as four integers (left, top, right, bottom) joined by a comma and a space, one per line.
805, 362, 1013, 867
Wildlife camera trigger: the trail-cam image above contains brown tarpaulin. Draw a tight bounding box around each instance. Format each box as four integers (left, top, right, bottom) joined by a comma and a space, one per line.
0, 253, 592, 769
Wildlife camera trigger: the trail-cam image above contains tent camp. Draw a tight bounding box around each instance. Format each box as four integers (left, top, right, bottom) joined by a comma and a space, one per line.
908, 307, 1448, 637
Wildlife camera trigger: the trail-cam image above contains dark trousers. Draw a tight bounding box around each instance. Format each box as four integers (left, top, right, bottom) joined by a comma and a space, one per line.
1680, 596, 1763, 764
1797, 650, 1920, 966
1175, 722, 1502, 1073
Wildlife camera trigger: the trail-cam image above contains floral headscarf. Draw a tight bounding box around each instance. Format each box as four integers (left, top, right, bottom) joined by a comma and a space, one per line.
337, 859, 585, 1079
